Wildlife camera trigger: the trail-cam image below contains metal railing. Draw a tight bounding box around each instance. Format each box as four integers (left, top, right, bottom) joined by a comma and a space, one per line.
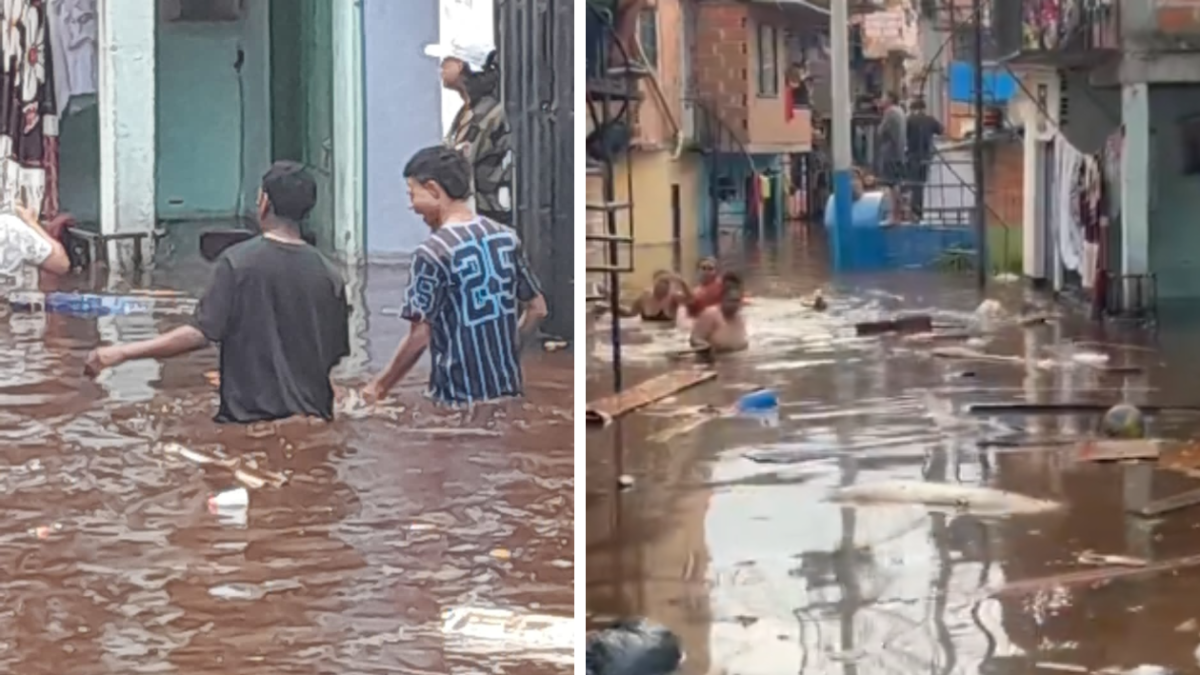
992, 0, 1120, 61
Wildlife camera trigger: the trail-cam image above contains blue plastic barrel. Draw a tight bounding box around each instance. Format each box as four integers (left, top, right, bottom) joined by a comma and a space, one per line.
823, 191, 888, 229
9, 292, 156, 317
737, 388, 779, 413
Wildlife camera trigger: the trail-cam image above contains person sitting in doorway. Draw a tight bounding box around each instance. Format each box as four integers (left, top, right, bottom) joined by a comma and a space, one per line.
0, 204, 70, 289
689, 272, 748, 353
616, 270, 685, 322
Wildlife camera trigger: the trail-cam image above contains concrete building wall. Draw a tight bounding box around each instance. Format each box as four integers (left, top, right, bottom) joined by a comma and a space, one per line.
363, 0, 441, 257
691, 1, 813, 152
63, 0, 272, 225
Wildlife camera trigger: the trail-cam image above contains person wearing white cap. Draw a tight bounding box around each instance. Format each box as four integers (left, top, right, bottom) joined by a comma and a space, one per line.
424, 40, 512, 226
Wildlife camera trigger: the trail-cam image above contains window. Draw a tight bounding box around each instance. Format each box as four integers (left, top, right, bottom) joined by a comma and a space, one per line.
757, 22, 778, 97
638, 8, 659, 69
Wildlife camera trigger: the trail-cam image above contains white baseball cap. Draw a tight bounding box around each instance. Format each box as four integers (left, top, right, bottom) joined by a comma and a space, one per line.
424, 41, 492, 72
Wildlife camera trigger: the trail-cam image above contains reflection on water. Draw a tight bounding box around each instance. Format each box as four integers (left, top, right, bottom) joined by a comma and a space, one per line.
587, 227, 1200, 674
0, 249, 573, 673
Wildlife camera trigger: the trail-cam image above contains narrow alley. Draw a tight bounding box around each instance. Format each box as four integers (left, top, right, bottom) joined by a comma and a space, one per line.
586, 231, 1200, 675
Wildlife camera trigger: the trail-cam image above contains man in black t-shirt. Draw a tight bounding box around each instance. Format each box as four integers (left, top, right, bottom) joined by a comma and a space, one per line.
85, 162, 350, 424
905, 97, 943, 221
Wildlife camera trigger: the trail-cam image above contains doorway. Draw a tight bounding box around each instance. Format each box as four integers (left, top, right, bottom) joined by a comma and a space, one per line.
269, 0, 335, 251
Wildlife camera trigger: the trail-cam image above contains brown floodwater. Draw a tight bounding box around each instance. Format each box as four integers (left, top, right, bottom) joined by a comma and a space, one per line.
0, 243, 574, 674
587, 227, 1200, 675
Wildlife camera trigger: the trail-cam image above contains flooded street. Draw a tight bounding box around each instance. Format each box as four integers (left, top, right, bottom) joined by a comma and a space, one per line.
0, 245, 573, 674
586, 228, 1200, 674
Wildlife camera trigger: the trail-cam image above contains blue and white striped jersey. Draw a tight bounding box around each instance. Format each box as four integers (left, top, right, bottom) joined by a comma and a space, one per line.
400, 218, 543, 405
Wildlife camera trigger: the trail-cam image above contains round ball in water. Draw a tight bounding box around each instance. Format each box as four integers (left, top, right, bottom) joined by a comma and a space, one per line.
1101, 403, 1146, 439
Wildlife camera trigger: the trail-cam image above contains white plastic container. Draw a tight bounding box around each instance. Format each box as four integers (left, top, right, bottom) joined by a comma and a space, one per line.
207, 487, 249, 511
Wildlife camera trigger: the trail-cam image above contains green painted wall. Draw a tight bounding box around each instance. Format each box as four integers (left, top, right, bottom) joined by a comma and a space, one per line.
156, 0, 271, 220
1149, 85, 1200, 299
56, 0, 272, 224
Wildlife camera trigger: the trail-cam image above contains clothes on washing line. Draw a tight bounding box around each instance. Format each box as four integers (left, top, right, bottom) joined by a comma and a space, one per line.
47, 0, 98, 115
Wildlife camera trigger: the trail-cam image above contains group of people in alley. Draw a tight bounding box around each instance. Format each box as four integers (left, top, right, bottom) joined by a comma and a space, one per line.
866, 91, 945, 225
0, 39, 546, 427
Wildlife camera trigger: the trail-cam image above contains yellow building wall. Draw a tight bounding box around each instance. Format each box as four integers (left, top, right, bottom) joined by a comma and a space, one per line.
586, 150, 704, 294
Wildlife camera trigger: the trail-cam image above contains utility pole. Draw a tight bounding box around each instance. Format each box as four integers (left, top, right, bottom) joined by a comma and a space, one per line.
829, 0, 851, 271
972, 0, 988, 289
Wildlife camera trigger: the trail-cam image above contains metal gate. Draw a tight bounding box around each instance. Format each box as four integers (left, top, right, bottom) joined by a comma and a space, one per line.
496, 0, 574, 339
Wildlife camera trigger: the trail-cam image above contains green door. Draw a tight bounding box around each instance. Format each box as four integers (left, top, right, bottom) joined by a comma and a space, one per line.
270, 0, 335, 250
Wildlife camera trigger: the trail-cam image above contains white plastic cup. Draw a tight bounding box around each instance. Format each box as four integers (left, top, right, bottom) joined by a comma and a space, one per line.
207, 487, 249, 512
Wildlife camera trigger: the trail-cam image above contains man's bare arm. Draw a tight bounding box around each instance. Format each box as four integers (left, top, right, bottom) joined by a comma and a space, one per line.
518, 293, 548, 335
15, 206, 69, 275
370, 322, 432, 398
85, 326, 209, 377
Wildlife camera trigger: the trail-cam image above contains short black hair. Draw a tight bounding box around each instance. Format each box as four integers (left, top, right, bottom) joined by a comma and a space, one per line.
403, 145, 473, 200
910, 97, 927, 111
721, 271, 743, 288
262, 161, 317, 221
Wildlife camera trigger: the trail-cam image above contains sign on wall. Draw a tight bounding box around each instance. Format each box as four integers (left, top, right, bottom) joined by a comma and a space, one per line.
1156, 0, 1200, 34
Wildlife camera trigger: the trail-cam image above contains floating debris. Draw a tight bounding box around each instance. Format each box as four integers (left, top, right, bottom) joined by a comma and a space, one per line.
827, 480, 1062, 515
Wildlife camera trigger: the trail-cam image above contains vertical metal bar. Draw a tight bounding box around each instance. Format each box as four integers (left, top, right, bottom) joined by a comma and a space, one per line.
972, 0, 988, 289
829, 0, 851, 271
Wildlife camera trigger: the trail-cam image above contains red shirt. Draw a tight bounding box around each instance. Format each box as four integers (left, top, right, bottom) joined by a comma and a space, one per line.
686, 280, 723, 317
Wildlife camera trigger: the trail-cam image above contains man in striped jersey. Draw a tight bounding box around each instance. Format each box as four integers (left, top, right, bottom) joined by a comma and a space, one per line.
364, 145, 547, 406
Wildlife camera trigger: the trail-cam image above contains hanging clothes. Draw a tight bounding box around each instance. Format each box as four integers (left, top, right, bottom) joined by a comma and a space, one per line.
0, 0, 59, 220
46, 0, 97, 115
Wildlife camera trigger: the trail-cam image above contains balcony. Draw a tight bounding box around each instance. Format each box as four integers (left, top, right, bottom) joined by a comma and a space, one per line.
992, 0, 1120, 68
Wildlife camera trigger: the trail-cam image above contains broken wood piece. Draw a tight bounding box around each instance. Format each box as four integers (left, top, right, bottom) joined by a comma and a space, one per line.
854, 314, 932, 337
1075, 439, 1163, 463
665, 346, 712, 360
930, 346, 1022, 364
1077, 551, 1148, 568
976, 437, 1078, 449
586, 370, 718, 426
1128, 487, 1200, 518
990, 551, 1200, 598
967, 402, 1200, 415
1018, 312, 1058, 326
901, 331, 973, 344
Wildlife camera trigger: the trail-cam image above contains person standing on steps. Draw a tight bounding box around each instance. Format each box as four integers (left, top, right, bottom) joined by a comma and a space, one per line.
364, 145, 546, 406
84, 162, 351, 425
425, 40, 513, 226
875, 91, 907, 225
905, 97, 943, 221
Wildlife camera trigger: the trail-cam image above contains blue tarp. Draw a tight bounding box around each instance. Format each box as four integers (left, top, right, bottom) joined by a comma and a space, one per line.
947, 62, 1017, 103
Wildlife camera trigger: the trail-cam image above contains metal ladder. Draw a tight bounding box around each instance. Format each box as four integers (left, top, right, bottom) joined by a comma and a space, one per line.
585, 5, 639, 391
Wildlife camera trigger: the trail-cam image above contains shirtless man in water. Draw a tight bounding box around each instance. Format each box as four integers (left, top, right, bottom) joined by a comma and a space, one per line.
618, 270, 683, 322
689, 272, 747, 353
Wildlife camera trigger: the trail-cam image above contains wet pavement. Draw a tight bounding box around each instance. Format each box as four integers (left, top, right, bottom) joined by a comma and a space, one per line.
0, 235, 573, 674
586, 228, 1200, 675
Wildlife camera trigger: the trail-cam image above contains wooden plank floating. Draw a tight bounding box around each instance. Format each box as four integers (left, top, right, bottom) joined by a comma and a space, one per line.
855, 314, 933, 337
586, 370, 717, 426
1075, 439, 1163, 463
966, 402, 1200, 415
931, 346, 1022, 364
1128, 487, 1200, 518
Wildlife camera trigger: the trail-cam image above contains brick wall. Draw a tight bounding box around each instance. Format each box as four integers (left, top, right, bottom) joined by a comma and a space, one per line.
693, 1, 750, 144
984, 139, 1023, 228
